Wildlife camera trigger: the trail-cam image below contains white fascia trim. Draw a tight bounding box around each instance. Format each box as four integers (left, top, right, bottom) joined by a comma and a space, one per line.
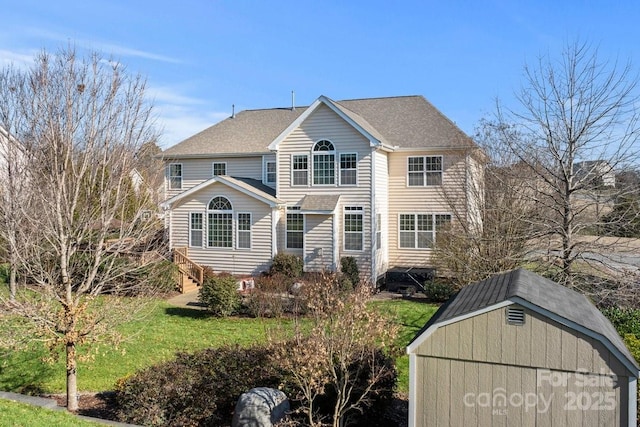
511, 297, 640, 377
161, 152, 271, 160
408, 353, 417, 427
406, 300, 513, 354
267, 96, 382, 151
332, 213, 339, 271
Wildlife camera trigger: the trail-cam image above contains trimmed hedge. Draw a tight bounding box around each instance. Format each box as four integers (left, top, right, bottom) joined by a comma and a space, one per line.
199, 273, 241, 317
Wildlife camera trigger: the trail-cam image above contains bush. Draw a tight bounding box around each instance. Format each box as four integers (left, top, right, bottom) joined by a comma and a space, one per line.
115, 345, 284, 426
270, 253, 303, 278
246, 273, 297, 318
423, 280, 456, 303
0, 263, 10, 285
340, 257, 360, 290
199, 273, 241, 317
602, 307, 640, 336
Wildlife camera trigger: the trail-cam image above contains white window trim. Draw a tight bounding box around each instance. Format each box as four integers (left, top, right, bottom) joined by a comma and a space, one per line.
212, 161, 227, 177
168, 163, 183, 190
397, 212, 451, 249
286, 208, 304, 249
343, 206, 364, 252
312, 139, 336, 187
406, 155, 443, 187
237, 212, 252, 250
291, 153, 309, 187
189, 211, 203, 248
263, 159, 276, 185
207, 195, 233, 249
339, 152, 358, 186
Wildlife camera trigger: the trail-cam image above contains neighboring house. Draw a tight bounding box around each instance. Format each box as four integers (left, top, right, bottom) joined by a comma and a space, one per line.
407, 268, 639, 427
575, 160, 616, 188
160, 95, 484, 286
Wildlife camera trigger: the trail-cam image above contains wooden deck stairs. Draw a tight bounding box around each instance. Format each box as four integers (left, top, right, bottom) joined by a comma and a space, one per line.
173, 247, 204, 293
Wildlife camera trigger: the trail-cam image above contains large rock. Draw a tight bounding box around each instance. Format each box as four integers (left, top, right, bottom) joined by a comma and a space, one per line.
232, 387, 289, 427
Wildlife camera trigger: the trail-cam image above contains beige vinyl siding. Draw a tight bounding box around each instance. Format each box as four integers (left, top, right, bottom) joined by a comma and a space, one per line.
413, 306, 630, 426
387, 150, 468, 268
169, 181, 273, 275
303, 214, 334, 272
373, 150, 389, 279
275, 104, 373, 278
165, 156, 263, 198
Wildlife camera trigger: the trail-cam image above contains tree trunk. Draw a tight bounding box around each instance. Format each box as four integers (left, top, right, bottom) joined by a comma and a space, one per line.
8, 266, 16, 302
66, 341, 78, 411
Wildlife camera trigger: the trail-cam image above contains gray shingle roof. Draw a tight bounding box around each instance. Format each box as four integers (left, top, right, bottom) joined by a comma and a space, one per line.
299, 195, 341, 213
413, 268, 639, 372
162, 95, 475, 158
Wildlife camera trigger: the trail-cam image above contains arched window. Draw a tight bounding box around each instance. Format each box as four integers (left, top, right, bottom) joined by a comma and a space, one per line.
313, 139, 335, 185
207, 196, 232, 247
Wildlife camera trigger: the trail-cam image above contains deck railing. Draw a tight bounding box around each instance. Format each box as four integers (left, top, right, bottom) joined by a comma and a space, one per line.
173, 247, 204, 286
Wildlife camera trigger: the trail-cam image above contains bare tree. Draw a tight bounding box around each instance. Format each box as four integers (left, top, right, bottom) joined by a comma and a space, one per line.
434, 119, 541, 286
494, 40, 640, 286
0, 47, 161, 411
272, 276, 398, 427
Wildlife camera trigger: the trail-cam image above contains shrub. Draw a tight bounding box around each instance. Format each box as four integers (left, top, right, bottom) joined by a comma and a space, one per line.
246, 273, 294, 318
199, 273, 241, 317
340, 257, 360, 290
0, 263, 9, 285
602, 307, 640, 336
423, 280, 456, 303
270, 253, 303, 278
115, 345, 284, 426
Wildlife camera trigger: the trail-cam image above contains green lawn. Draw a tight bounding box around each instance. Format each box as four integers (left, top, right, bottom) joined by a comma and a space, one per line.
0, 297, 437, 396
0, 400, 102, 427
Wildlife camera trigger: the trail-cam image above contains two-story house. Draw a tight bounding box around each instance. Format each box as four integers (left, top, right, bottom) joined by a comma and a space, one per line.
160, 95, 483, 289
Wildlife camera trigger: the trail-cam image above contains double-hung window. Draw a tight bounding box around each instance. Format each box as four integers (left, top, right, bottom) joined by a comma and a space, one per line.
313, 140, 335, 185
189, 213, 203, 247
399, 213, 451, 248
292, 155, 308, 186
344, 206, 363, 251
407, 156, 443, 186
286, 209, 304, 249
265, 161, 276, 184
237, 213, 251, 249
340, 153, 357, 185
207, 196, 233, 248
212, 162, 227, 176
168, 163, 182, 189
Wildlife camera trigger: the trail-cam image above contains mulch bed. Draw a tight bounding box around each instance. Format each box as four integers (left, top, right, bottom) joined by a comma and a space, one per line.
50, 391, 409, 426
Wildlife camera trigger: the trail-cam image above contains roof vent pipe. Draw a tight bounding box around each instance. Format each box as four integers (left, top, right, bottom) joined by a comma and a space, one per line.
232, 104, 235, 118
291, 91, 295, 111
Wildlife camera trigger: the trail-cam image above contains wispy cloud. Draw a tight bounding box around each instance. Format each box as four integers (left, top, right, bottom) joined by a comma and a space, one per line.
23, 27, 183, 64
148, 84, 228, 148
0, 49, 37, 68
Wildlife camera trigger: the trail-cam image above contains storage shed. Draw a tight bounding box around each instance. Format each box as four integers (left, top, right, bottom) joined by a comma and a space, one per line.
407, 268, 639, 427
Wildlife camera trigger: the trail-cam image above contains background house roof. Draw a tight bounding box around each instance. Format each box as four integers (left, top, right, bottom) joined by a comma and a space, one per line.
411, 268, 639, 372
161, 95, 475, 158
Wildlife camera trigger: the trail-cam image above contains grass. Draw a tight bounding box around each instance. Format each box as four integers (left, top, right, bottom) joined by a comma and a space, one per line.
0, 399, 102, 426
0, 296, 438, 396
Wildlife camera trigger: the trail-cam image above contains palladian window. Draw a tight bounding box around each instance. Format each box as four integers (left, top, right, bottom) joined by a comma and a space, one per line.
207, 196, 233, 248
313, 140, 335, 185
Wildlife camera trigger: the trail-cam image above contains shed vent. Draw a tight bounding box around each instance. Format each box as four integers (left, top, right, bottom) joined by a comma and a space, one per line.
506, 307, 525, 325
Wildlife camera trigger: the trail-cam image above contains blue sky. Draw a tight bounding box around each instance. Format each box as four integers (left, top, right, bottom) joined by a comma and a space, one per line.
2, 0, 640, 148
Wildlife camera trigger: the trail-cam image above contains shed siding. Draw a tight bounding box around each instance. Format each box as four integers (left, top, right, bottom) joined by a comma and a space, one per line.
275, 104, 373, 278
387, 150, 468, 268
169, 182, 273, 275
414, 357, 628, 427
416, 306, 628, 377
